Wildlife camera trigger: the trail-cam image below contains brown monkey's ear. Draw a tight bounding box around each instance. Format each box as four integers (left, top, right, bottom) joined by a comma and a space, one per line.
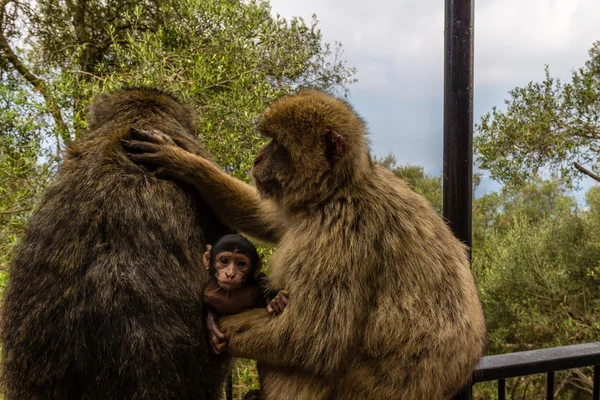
255, 255, 264, 277
203, 245, 212, 270
323, 129, 346, 160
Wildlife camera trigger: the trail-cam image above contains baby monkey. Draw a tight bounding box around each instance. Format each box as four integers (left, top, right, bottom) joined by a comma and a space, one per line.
203, 234, 288, 354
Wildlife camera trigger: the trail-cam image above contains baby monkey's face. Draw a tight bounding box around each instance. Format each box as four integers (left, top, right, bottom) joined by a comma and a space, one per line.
213, 251, 252, 290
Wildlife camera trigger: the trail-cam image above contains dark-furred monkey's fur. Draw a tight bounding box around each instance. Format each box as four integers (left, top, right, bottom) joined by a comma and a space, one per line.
0, 88, 232, 400
123, 90, 487, 399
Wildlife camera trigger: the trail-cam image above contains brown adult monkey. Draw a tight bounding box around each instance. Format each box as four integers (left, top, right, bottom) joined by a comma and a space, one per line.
123, 90, 487, 399
0, 88, 234, 400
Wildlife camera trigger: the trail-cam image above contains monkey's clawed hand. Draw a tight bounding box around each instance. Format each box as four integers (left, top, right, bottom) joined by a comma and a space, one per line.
206, 311, 228, 355
122, 127, 200, 184
266, 290, 289, 315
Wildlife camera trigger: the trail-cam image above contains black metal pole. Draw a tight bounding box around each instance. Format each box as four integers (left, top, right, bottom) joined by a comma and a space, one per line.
594, 365, 600, 400
452, 385, 473, 400
443, 0, 474, 252
225, 374, 233, 400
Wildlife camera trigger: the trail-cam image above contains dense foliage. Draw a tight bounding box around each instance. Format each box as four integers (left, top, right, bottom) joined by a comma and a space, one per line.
476, 41, 600, 188
472, 38, 600, 398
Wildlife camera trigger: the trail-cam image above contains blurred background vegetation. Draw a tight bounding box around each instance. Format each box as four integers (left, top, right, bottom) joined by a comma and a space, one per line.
1, 0, 599, 398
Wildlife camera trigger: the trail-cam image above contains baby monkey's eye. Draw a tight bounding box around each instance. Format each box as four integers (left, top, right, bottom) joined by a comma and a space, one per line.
237, 261, 247, 268
219, 258, 229, 264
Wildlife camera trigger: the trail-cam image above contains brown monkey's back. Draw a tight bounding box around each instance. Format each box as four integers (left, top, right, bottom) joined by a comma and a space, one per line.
0, 89, 231, 400
265, 163, 485, 399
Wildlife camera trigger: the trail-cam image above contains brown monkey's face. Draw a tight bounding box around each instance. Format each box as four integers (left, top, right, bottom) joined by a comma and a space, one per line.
252, 132, 346, 203
252, 138, 292, 199
213, 251, 251, 290
253, 91, 352, 205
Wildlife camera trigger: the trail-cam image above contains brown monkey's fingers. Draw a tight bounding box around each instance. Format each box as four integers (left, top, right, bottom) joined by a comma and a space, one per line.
210, 333, 227, 355
211, 336, 228, 354
121, 139, 162, 154
269, 302, 278, 314
278, 291, 289, 303
268, 298, 283, 315
210, 336, 222, 355
267, 304, 274, 314
217, 341, 228, 354
214, 327, 226, 340
129, 127, 175, 145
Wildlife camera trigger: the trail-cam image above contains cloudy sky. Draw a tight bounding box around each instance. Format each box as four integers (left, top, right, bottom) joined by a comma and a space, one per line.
269, 0, 600, 198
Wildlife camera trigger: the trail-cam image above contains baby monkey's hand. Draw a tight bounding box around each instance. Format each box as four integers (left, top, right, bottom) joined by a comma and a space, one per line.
266, 290, 289, 315
206, 311, 227, 355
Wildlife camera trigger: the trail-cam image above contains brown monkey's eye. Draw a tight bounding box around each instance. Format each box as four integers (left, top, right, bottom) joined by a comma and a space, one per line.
219, 257, 228, 264
237, 261, 247, 268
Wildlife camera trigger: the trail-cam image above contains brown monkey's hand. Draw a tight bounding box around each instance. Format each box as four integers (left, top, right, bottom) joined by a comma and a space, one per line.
127, 127, 202, 154
122, 127, 204, 184
206, 311, 228, 355
266, 290, 289, 315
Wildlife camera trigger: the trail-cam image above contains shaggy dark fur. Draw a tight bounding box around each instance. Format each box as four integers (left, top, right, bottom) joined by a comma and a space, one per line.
0, 88, 232, 400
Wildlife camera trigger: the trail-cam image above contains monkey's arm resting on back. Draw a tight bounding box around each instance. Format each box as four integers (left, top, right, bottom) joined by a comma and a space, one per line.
123, 129, 282, 244
218, 265, 369, 378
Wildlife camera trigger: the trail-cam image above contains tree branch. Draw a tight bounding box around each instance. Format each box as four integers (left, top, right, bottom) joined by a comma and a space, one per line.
573, 162, 600, 182
0, 16, 70, 141
0, 208, 29, 215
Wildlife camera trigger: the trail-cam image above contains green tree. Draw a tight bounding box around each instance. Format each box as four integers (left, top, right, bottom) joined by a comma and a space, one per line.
476, 41, 600, 187
0, 0, 356, 266
473, 179, 600, 398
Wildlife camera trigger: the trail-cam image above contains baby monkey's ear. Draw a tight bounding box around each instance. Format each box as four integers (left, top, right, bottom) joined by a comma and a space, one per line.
203, 245, 213, 270
255, 255, 264, 277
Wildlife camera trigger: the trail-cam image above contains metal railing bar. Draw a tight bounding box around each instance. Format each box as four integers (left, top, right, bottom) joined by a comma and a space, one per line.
225, 374, 232, 400
496, 378, 505, 400
498, 378, 505, 400
594, 365, 600, 400
452, 384, 473, 400
474, 342, 600, 382
546, 371, 554, 400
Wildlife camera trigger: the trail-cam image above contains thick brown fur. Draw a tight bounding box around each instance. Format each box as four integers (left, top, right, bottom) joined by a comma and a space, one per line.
123, 90, 487, 399
0, 88, 233, 400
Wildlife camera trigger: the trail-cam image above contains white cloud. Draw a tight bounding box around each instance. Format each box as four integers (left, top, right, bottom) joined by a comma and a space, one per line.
269, 0, 599, 92
268, 0, 600, 179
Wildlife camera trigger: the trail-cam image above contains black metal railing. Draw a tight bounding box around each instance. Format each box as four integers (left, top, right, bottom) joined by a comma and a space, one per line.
453, 342, 600, 399
226, 343, 600, 400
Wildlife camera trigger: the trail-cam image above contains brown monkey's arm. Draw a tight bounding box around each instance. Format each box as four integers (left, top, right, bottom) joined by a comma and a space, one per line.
219, 278, 366, 377
123, 129, 282, 243
181, 156, 281, 244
